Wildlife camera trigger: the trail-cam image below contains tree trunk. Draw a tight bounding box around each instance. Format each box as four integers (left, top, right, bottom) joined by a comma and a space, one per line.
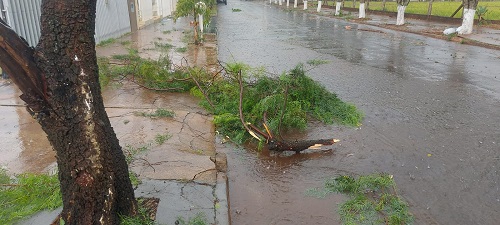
335, 1, 342, 15
396, 0, 410, 25
0, 0, 137, 224
396, 5, 407, 25
458, 0, 479, 34
359, 0, 366, 18
427, 0, 434, 17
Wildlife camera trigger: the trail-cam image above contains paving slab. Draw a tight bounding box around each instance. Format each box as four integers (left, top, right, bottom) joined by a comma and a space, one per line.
135, 179, 216, 225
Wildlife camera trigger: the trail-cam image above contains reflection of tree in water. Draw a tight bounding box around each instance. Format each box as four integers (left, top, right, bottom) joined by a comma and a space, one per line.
386, 34, 407, 77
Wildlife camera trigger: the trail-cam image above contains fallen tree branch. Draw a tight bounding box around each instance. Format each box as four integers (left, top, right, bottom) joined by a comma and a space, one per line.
190, 73, 215, 110
237, 70, 262, 141
270, 138, 340, 153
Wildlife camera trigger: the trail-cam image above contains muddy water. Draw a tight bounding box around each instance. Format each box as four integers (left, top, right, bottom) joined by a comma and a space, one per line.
0, 80, 55, 174
217, 1, 500, 224
0, 17, 217, 175
96, 16, 218, 69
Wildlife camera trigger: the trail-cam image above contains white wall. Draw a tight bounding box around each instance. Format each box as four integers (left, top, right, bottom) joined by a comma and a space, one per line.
138, 0, 154, 23
158, 0, 174, 17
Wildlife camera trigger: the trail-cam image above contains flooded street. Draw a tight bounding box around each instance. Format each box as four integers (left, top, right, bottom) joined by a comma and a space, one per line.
216, 1, 500, 224
0, 17, 216, 175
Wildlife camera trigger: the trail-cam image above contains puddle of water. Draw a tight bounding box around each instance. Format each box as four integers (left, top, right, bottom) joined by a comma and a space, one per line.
219, 137, 347, 225
0, 81, 55, 174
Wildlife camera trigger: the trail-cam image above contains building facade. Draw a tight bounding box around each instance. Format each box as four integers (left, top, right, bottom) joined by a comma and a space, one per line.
0, 0, 177, 46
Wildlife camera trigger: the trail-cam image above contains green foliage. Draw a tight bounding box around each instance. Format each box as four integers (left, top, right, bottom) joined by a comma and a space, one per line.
176, 212, 208, 225
153, 41, 174, 52
0, 169, 62, 225
339, 1, 500, 20
192, 63, 363, 143
134, 56, 195, 91
476, 6, 489, 24
129, 171, 141, 188
98, 49, 140, 88
174, 0, 216, 44
136, 108, 175, 119
174, 0, 215, 20
319, 174, 414, 225
155, 133, 172, 145
120, 40, 132, 46
307, 59, 330, 66
97, 38, 117, 47
120, 199, 155, 225
99, 48, 195, 90
232, 8, 242, 12
176, 47, 188, 53
124, 144, 151, 164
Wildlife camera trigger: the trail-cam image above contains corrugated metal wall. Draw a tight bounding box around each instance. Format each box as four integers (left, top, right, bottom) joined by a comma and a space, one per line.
95, 0, 131, 43
2, 0, 179, 45
3, 0, 131, 46
3, 0, 42, 47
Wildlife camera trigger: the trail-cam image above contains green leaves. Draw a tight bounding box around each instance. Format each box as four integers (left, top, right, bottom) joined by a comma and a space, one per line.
192, 63, 363, 143
0, 169, 62, 225
320, 174, 414, 225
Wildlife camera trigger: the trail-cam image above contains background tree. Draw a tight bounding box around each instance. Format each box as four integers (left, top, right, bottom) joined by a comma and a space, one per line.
359, 0, 366, 19
458, 0, 480, 34
0, 0, 137, 224
396, 0, 411, 25
175, 0, 215, 44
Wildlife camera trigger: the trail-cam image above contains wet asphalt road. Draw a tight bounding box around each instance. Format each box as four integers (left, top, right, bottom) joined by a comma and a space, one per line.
216, 1, 500, 224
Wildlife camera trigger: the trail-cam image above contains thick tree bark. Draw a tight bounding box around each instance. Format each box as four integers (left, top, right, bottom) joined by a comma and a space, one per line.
0, 0, 137, 224
335, 1, 342, 16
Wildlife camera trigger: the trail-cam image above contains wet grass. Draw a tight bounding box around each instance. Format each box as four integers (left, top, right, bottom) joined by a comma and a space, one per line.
339, 1, 500, 20
120, 40, 132, 46
153, 41, 174, 52
176, 212, 208, 225
0, 169, 62, 225
176, 47, 188, 53
120, 199, 156, 225
155, 133, 172, 145
98, 49, 195, 91
97, 37, 117, 47
136, 108, 175, 119
307, 174, 414, 225
307, 59, 330, 66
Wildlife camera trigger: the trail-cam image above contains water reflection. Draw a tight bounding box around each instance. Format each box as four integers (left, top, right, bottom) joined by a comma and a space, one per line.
0, 82, 54, 174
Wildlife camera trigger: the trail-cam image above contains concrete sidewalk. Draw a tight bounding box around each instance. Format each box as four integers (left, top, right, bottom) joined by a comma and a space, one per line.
16, 17, 228, 225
